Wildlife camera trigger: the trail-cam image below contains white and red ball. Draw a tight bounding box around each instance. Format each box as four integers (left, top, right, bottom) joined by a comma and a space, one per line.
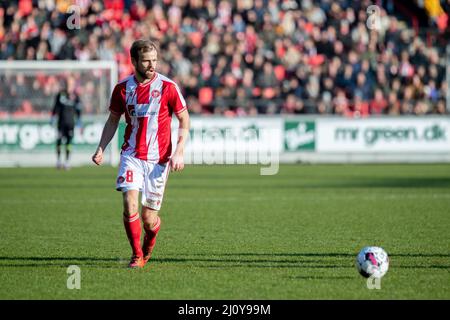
356, 246, 389, 278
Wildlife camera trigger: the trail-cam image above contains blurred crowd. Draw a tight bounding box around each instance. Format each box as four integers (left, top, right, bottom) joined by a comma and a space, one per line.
0, 0, 448, 117
0, 71, 108, 117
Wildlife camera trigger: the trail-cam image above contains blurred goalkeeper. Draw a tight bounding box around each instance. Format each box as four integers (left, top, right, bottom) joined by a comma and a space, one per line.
51, 77, 82, 170
91, 39, 190, 269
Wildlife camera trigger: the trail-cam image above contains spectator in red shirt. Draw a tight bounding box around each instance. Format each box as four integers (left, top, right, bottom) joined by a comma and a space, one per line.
370, 88, 389, 115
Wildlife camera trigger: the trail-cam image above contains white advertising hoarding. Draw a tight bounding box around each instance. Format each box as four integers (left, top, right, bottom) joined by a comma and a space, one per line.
0, 116, 118, 167
171, 117, 283, 166
2, 116, 450, 167
316, 118, 450, 153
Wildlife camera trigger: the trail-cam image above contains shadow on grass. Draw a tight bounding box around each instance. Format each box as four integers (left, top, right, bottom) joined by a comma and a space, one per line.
0, 184, 112, 190
0, 257, 119, 261
186, 252, 450, 258
288, 276, 355, 280
0, 256, 126, 268
170, 177, 450, 189
0, 252, 448, 270
2, 177, 450, 190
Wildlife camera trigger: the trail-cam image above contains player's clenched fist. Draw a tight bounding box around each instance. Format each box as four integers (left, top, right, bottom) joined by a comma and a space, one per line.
92, 147, 104, 165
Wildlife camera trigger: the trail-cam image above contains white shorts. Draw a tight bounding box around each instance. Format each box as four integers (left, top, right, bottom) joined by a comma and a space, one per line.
116, 155, 170, 211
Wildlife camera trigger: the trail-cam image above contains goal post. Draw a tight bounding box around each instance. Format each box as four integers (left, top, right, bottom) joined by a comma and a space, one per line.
0, 60, 119, 167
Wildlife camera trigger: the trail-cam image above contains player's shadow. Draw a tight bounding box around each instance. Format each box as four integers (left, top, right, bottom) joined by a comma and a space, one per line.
0, 256, 125, 268
154, 252, 450, 270
0, 184, 112, 190
197, 252, 450, 258
168, 177, 450, 189
157, 252, 354, 269
287, 276, 355, 280
0, 252, 448, 270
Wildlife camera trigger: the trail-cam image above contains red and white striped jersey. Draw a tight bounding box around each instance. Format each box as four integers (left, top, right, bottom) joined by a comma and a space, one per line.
109, 73, 187, 163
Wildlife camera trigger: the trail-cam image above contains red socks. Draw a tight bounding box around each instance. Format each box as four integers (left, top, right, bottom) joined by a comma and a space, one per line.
123, 212, 143, 257
143, 216, 161, 252
124, 213, 161, 258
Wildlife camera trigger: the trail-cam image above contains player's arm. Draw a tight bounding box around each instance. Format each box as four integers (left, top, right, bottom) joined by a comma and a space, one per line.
92, 112, 121, 165
171, 109, 190, 172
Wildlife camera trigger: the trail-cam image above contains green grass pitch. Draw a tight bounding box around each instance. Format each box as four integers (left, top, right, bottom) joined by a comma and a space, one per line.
0, 164, 449, 299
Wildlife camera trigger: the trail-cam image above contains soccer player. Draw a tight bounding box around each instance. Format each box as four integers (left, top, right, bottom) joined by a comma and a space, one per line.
51, 77, 82, 170
91, 40, 190, 268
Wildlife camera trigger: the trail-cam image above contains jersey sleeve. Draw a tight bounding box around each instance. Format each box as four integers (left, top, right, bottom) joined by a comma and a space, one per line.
168, 83, 187, 115
109, 84, 125, 116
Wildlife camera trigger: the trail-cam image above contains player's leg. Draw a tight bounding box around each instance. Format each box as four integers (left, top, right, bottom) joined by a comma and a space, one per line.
116, 155, 145, 268
122, 190, 145, 267
141, 161, 170, 264
64, 128, 74, 170
141, 207, 161, 263
56, 129, 63, 169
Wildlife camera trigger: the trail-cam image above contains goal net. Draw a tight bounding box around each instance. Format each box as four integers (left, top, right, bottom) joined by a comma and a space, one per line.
0, 60, 119, 167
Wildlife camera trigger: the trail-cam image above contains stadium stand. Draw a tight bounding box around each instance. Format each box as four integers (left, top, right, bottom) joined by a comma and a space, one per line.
0, 0, 448, 116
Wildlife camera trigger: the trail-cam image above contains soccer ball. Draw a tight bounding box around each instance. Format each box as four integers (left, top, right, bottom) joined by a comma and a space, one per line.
355, 246, 389, 278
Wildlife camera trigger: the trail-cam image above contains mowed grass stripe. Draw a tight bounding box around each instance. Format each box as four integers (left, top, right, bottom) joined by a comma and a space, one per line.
0, 164, 449, 299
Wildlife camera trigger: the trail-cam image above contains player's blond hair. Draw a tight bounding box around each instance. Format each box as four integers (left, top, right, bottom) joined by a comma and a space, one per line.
130, 39, 159, 62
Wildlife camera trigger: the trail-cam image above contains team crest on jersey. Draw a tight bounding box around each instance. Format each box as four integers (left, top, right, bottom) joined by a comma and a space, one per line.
151, 90, 161, 99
